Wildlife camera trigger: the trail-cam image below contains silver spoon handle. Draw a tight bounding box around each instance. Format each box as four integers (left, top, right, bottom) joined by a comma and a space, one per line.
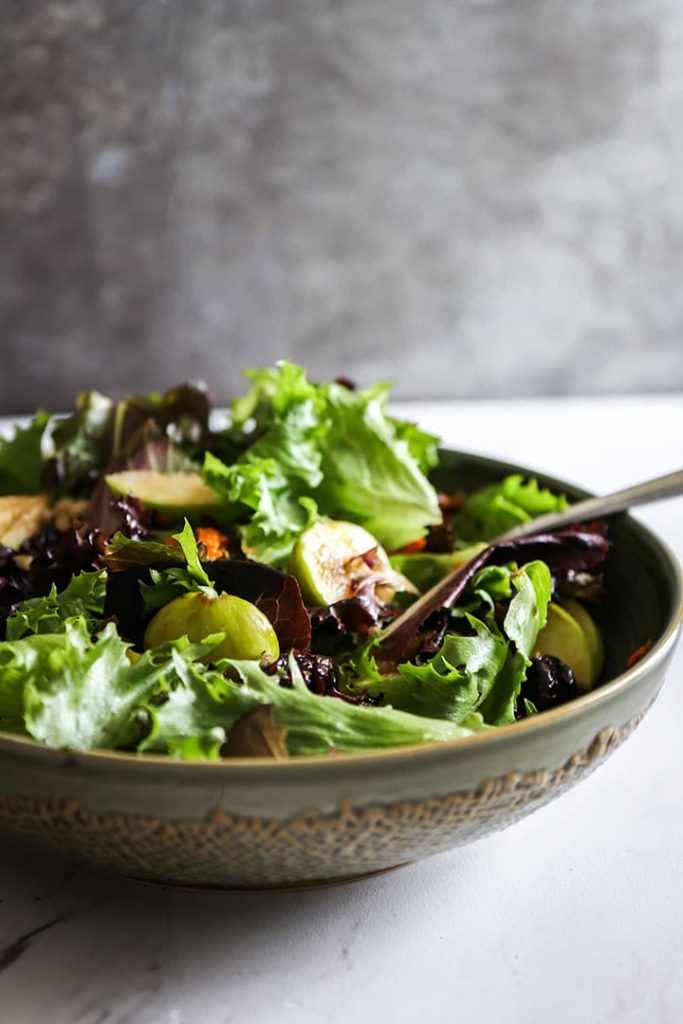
499, 468, 683, 542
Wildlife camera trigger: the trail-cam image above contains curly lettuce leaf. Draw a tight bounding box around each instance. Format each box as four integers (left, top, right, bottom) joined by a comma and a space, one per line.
137, 653, 252, 758
204, 362, 441, 565
0, 612, 476, 757
204, 452, 319, 567
203, 377, 324, 565
0, 413, 50, 496
350, 561, 552, 727
363, 614, 508, 724
0, 618, 219, 750
230, 362, 318, 434
5, 570, 107, 641
142, 656, 474, 759
455, 474, 568, 542
314, 382, 441, 549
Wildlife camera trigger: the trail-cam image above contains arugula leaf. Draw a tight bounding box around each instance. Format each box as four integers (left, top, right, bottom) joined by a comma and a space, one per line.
170, 519, 213, 590
103, 534, 185, 572
0, 412, 50, 496
104, 520, 216, 616
454, 474, 568, 542
104, 545, 311, 650
5, 570, 107, 640
137, 520, 215, 614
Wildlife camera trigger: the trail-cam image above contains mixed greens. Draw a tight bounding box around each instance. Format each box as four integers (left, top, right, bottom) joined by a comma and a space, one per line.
0, 363, 610, 759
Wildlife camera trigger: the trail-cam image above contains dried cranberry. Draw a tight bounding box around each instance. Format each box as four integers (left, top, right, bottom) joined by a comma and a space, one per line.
267, 651, 379, 705
269, 651, 339, 696
424, 521, 455, 553
519, 655, 577, 715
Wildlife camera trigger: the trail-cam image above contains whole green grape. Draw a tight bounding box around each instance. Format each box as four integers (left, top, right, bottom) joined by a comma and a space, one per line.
144, 591, 280, 663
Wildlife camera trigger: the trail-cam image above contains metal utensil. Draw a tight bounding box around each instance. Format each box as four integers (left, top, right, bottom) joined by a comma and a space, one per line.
379, 467, 683, 650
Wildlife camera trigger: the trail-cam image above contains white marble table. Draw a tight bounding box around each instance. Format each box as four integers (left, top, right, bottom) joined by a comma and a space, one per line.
0, 394, 681, 1024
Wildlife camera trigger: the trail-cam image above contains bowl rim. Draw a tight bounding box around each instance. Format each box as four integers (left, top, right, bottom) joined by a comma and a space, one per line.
0, 448, 680, 775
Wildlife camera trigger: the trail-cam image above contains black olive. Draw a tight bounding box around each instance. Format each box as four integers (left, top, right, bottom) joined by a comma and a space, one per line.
518, 655, 578, 715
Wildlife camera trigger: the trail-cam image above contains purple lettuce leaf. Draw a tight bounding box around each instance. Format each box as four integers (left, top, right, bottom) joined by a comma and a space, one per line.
377, 527, 610, 667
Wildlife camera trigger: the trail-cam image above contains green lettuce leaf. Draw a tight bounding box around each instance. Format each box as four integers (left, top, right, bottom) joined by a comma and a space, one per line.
346, 560, 552, 728
470, 564, 514, 603
143, 656, 474, 759
0, 608, 478, 757
503, 560, 552, 660
204, 451, 319, 567
5, 570, 107, 640
204, 362, 441, 565
364, 614, 509, 723
314, 382, 441, 549
454, 474, 568, 542
390, 543, 487, 592
0, 619, 218, 750
203, 375, 325, 564
390, 417, 439, 475
137, 653, 252, 758
0, 412, 50, 496
229, 362, 318, 436
477, 560, 552, 725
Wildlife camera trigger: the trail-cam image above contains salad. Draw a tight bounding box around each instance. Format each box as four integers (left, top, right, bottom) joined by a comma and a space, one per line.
0, 363, 611, 760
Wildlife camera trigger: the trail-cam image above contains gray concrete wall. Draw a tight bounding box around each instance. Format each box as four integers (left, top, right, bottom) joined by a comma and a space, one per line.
1, 0, 682, 413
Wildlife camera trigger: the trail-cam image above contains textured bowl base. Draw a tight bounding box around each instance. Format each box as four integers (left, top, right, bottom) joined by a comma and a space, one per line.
0, 709, 653, 890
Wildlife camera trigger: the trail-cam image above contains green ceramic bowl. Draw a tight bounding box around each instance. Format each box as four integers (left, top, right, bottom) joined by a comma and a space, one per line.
0, 451, 680, 890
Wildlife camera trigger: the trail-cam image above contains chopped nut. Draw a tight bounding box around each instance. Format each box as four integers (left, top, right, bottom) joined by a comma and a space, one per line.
0, 495, 50, 550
